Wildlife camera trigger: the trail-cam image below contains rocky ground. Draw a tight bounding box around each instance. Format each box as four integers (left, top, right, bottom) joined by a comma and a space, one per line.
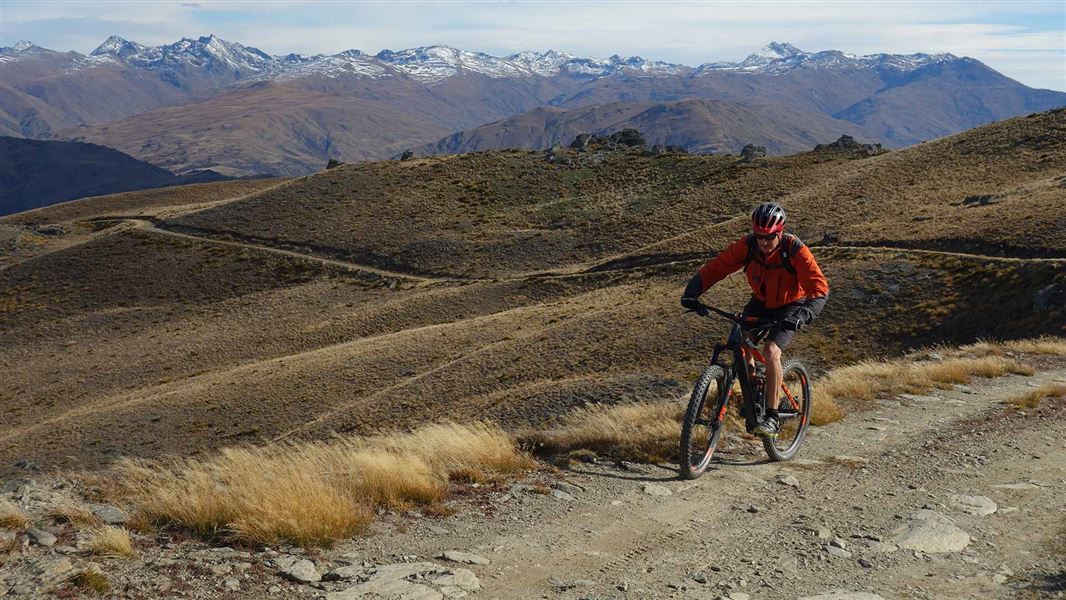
1, 359, 1064, 599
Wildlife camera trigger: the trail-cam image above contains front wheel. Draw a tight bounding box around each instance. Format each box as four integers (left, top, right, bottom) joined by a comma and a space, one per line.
762, 359, 812, 461
679, 364, 731, 479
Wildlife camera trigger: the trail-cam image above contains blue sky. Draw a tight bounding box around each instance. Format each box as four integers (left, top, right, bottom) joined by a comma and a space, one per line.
4, 1, 1065, 90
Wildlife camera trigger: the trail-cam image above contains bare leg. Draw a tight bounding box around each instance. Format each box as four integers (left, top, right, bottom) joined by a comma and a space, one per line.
763, 341, 783, 411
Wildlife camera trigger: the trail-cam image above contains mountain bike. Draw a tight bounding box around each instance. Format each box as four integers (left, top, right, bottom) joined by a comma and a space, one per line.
679, 302, 812, 479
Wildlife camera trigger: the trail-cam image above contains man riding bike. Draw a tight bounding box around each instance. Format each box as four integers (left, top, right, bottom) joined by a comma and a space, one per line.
680, 202, 829, 438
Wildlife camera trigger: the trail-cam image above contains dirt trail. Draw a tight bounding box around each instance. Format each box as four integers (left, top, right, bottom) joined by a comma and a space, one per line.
352, 364, 1066, 599
124, 218, 438, 284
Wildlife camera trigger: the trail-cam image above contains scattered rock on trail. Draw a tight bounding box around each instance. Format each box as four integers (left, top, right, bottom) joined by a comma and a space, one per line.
993, 482, 1040, 490
279, 558, 321, 583
893, 510, 971, 553
799, 592, 887, 600
825, 545, 852, 559
774, 473, 800, 487
949, 494, 997, 516
327, 562, 479, 600
439, 550, 490, 565
642, 483, 672, 497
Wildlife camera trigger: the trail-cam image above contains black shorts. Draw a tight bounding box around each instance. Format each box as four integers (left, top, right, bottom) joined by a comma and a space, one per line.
740, 297, 805, 349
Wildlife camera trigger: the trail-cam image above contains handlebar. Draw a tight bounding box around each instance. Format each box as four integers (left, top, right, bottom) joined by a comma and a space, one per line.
687, 301, 780, 330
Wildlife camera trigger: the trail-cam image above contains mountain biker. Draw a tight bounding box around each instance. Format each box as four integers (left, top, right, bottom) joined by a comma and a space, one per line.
680, 202, 829, 438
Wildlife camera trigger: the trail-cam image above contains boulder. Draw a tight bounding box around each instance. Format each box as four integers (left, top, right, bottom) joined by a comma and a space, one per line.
400, 149, 414, 161
1034, 283, 1064, 312
570, 133, 593, 150
814, 135, 883, 156
89, 504, 128, 525
279, 558, 321, 583
325, 158, 345, 169
892, 509, 971, 553
27, 528, 57, 547
739, 144, 766, 163
607, 128, 645, 147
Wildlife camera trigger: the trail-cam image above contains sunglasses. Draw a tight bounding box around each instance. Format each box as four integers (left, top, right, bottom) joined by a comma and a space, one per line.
754, 233, 779, 241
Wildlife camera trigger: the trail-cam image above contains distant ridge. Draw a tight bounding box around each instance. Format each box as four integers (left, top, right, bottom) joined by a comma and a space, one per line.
415, 98, 873, 156
2, 36, 1063, 176
0, 137, 234, 216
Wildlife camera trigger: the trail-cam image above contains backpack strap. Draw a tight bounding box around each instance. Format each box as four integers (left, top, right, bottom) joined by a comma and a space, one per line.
742, 234, 757, 273
780, 233, 805, 275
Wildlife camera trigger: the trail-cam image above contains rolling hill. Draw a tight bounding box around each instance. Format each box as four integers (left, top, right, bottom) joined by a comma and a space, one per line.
2, 108, 1062, 477
415, 98, 872, 156
0, 137, 235, 216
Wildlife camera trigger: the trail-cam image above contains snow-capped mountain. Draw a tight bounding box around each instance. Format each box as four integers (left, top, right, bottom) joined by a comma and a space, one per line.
89, 34, 275, 75
4, 34, 1062, 178
8, 35, 960, 85
695, 42, 956, 75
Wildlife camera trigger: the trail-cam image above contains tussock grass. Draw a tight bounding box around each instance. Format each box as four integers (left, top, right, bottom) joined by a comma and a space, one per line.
1003, 383, 1066, 409
522, 402, 683, 463
815, 356, 1033, 413
69, 570, 110, 594
0, 499, 28, 529
87, 526, 135, 558
528, 346, 1044, 462
111, 422, 531, 547
959, 336, 1066, 357
49, 503, 103, 528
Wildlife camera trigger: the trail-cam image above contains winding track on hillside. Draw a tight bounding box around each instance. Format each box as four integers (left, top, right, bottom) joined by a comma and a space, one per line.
108, 218, 1066, 290
123, 218, 439, 284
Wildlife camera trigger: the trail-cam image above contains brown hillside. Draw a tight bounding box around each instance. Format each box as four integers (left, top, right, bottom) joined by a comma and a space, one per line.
416, 98, 872, 156
1, 109, 1063, 475
60, 83, 453, 176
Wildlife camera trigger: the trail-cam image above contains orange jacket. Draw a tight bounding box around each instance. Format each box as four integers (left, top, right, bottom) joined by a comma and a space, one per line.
696, 236, 829, 309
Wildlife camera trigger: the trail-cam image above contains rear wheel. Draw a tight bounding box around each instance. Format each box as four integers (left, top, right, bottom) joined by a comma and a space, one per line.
680, 364, 730, 479
762, 359, 811, 461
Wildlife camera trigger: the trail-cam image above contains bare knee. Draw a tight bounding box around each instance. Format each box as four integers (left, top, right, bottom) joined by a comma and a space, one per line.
764, 342, 782, 365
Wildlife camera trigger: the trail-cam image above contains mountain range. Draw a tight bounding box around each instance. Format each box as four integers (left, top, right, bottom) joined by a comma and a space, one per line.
2, 36, 1064, 176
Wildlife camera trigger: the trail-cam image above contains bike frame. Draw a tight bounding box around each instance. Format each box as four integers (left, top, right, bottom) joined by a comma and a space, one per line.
702, 306, 804, 433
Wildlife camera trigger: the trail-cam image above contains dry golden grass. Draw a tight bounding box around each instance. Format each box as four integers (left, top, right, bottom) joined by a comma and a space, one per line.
48, 503, 103, 528
1003, 383, 1066, 409
959, 337, 1066, 357
0, 499, 28, 529
815, 356, 1033, 411
87, 526, 135, 558
527, 345, 1045, 462
810, 395, 846, 426
523, 402, 683, 463
111, 422, 531, 547
69, 570, 110, 594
